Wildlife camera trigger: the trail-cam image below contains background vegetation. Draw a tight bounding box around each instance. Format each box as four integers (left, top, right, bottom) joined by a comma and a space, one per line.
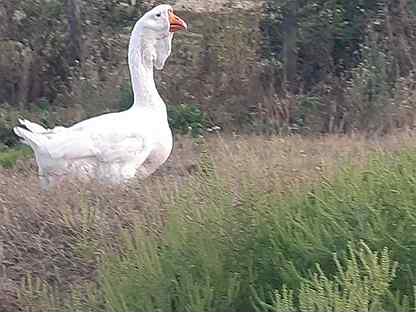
1, 0, 416, 144
2, 0, 416, 311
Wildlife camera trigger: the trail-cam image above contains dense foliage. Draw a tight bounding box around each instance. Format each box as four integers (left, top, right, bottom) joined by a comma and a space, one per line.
0, 0, 415, 143
260, 0, 416, 133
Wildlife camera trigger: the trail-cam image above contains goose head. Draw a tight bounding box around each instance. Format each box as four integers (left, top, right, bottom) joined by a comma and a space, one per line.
135, 4, 187, 70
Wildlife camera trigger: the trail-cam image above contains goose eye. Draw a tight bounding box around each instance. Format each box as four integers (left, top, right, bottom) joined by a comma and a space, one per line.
155, 12, 161, 18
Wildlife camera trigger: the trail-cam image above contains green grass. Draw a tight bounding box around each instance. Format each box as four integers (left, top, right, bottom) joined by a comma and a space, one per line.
0, 146, 32, 168
12, 148, 416, 311
89, 150, 416, 312
252, 242, 400, 312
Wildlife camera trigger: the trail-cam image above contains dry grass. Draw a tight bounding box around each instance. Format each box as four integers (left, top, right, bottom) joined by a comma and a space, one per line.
1, 132, 416, 311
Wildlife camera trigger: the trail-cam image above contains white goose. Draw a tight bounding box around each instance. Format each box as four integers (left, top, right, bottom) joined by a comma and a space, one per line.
14, 4, 187, 189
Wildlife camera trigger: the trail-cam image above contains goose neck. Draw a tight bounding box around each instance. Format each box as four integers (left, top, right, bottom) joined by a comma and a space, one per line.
128, 35, 164, 111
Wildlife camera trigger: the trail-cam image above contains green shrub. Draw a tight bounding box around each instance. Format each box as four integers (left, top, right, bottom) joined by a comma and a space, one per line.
167, 103, 207, 137
253, 242, 398, 312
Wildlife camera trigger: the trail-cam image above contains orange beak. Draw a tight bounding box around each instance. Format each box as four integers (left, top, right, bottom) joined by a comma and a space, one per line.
169, 10, 187, 32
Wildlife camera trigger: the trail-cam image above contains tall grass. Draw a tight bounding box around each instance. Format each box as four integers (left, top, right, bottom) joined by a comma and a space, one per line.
3, 134, 416, 311
95, 148, 416, 312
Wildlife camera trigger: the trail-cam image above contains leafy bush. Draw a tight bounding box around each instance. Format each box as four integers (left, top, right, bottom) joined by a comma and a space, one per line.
167, 103, 207, 137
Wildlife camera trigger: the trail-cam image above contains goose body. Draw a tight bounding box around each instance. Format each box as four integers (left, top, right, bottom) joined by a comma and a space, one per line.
13, 5, 187, 188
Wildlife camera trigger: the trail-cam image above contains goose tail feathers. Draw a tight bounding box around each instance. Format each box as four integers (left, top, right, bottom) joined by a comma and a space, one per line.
17, 118, 47, 133
13, 121, 47, 154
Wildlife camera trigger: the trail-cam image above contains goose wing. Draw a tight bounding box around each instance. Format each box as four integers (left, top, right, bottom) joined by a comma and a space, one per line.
48, 128, 147, 163
14, 117, 148, 164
